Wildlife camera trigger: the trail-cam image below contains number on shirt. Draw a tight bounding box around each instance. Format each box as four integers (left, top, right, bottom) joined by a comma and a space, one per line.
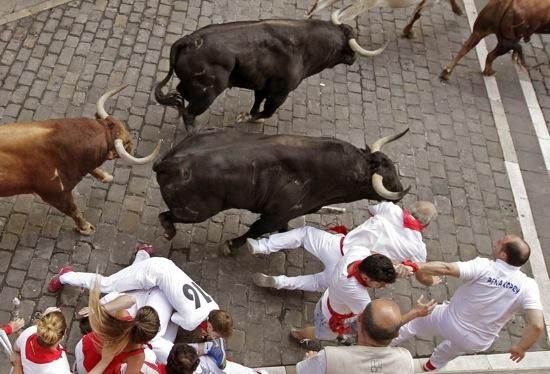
182, 282, 213, 309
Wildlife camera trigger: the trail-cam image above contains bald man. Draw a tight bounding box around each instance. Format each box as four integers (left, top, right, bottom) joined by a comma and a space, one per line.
251, 201, 438, 292
394, 235, 544, 371
296, 299, 417, 374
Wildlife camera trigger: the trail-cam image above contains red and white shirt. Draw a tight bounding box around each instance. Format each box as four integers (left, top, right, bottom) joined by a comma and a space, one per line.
343, 202, 427, 263
321, 249, 372, 321
15, 325, 71, 374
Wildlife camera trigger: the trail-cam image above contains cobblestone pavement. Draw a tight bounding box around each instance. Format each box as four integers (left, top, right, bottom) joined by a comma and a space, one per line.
0, 0, 549, 371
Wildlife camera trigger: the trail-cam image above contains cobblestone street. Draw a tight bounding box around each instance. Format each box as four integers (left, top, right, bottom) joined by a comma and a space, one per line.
1, 0, 550, 371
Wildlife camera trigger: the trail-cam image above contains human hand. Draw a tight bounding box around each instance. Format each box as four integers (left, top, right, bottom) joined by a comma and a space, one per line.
8, 318, 25, 333
304, 351, 318, 359
394, 264, 414, 278
509, 345, 526, 362
78, 307, 90, 317
412, 295, 437, 317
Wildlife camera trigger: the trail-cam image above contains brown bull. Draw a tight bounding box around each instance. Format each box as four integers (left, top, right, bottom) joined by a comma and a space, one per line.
440, 0, 550, 80
0, 86, 161, 235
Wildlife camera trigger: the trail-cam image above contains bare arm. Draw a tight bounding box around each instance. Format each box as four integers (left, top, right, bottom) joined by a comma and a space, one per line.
417, 261, 460, 278
414, 271, 440, 286
103, 294, 136, 315
10, 352, 23, 374
509, 309, 545, 362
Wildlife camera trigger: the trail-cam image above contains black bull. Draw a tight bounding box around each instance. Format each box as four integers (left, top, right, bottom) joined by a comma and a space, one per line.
153, 129, 410, 254
155, 19, 385, 130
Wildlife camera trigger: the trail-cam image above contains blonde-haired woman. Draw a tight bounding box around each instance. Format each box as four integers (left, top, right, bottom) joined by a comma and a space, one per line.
11, 307, 71, 374
75, 285, 160, 374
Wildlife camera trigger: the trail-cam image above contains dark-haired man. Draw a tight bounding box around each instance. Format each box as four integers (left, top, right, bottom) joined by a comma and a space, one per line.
290, 251, 436, 345
296, 299, 425, 373
394, 234, 544, 371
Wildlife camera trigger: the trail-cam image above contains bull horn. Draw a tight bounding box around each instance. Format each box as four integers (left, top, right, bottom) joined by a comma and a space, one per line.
96, 84, 129, 119
372, 173, 410, 201
114, 139, 162, 165
370, 128, 410, 153
348, 39, 387, 57
331, 10, 386, 57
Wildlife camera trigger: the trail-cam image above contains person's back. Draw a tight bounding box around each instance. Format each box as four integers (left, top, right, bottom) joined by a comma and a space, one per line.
325, 345, 414, 374
296, 299, 417, 374
343, 202, 428, 263
448, 257, 540, 341
14, 310, 71, 374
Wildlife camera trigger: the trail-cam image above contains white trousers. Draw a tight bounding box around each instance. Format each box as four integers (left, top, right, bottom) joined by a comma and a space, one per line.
60, 250, 218, 331
257, 227, 343, 292
393, 304, 493, 368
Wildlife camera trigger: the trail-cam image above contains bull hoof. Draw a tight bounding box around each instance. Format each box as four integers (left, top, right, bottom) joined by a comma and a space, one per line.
101, 173, 113, 183
236, 112, 250, 123
77, 223, 95, 236
482, 67, 496, 77
439, 69, 451, 82
401, 29, 415, 39
163, 230, 176, 241
221, 241, 238, 257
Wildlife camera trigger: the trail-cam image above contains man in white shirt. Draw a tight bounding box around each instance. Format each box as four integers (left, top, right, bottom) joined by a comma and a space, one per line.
250, 201, 438, 291
296, 299, 416, 374
394, 234, 545, 371
290, 251, 436, 345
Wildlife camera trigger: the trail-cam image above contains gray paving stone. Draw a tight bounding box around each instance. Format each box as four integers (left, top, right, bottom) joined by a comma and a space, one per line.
1, 0, 549, 367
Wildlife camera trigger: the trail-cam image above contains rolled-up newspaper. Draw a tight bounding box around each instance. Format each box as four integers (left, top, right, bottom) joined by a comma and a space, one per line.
12, 297, 20, 319
0, 329, 12, 356
318, 206, 346, 214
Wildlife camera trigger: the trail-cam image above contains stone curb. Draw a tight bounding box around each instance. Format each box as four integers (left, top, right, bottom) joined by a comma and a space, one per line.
256, 350, 550, 373
0, 0, 72, 26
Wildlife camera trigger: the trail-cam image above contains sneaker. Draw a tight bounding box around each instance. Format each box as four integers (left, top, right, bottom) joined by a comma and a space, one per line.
246, 238, 262, 255
207, 338, 227, 369
47, 265, 73, 293
252, 273, 278, 289
423, 359, 436, 371
290, 328, 322, 351
135, 243, 155, 257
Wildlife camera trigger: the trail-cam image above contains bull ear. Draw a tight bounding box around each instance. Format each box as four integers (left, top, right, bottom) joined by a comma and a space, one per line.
367, 153, 382, 170
338, 23, 355, 40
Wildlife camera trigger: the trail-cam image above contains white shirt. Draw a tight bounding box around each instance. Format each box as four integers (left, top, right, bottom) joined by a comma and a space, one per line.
450, 257, 543, 341
321, 249, 372, 319
343, 202, 427, 263
15, 326, 71, 374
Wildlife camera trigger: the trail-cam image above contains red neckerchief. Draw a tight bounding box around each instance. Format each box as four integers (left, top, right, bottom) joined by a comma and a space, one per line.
25, 334, 64, 364
199, 320, 209, 332
403, 209, 424, 232
325, 225, 349, 235
346, 261, 369, 287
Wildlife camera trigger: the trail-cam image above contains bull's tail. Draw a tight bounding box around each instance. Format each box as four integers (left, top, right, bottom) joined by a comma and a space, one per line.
154, 39, 186, 108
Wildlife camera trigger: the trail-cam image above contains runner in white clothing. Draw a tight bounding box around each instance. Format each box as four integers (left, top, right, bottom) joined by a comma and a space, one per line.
290, 251, 436, 346
250, 201, 438, 291
394, 234, 545, 371
48, 247, 223, 334
12, 308, 71, 374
